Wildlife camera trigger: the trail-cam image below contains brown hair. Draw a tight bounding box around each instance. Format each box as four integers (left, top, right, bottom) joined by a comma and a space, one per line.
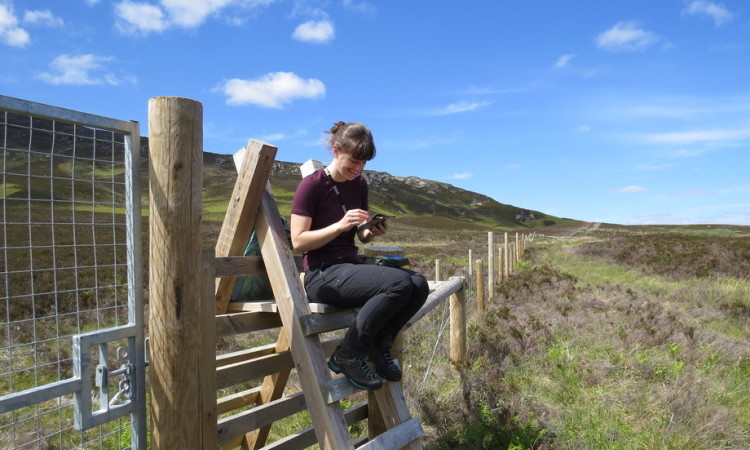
326, 121, 376, 161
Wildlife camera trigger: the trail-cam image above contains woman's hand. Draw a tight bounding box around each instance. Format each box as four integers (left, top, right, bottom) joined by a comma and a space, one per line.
338, 209, 369, 232
358, 217, 387, 243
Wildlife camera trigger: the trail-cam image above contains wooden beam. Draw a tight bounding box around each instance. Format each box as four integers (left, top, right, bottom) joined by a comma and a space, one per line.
215, 311, 282, 337
147, 96, 216, 449
216, 391, 307, 444
256, 186, 354, 449
357, 418, 423, 450
214, 140, 277, 314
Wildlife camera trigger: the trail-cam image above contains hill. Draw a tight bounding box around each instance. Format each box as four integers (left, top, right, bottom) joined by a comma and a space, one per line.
198, 147, 580, 232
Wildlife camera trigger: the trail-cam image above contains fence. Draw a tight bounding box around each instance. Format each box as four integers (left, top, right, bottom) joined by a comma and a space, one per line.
0, 95, 146, 449
0, 94, 534, 449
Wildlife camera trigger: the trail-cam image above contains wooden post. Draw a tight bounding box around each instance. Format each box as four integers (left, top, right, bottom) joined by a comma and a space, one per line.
449, 276, 466, 365
503, 232, 509, 280
474, 259, 484, 313
497, 245, 504, 283
468, 249, 472, 277
434, 259, 440, 282
516, 232, 520, 262
487, 232, 494, 290
148, 97, 216, 449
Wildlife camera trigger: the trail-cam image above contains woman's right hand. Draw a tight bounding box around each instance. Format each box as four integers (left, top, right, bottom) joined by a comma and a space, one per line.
339, 209, 369, 232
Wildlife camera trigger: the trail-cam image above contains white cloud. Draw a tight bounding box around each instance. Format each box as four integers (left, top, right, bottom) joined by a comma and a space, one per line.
611, 185, 647, 193
342, 0, 375, 15
115, 1, 168, 34
37, 54, 135, 86
0, 2, 30, 47
292, 19, 334, 43
160, 0, 233, 28
450, 173, 473, 180
684, 1, 733, 26
23, 10, 63, 27
596, 21, 658, 52
643, 125, 750, 145
219, 72, 326, 108
428, 101, 491, 116
114, 0, 276, 35
554, 54, 575, 68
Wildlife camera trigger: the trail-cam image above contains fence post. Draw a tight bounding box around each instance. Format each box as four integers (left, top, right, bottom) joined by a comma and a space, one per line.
475, 259, 484, 313
503, 232, 509, 280
148, 97, 216, 449
497, 245, 504, 283
449, 276, 467, 365
487, 232, 494, 291
435, 259, 440, 282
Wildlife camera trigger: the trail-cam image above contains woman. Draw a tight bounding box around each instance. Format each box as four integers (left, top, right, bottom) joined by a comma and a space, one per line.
290, 121, 429, 390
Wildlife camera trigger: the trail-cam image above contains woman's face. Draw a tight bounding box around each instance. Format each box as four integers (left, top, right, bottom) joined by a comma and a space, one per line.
334, 148, 367, 180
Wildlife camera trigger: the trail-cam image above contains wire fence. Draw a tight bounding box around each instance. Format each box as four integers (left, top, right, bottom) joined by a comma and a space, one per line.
0, 98, 144, 449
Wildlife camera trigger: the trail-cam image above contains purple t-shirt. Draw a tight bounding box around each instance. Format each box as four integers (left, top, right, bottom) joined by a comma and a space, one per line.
291, 169, 369, 271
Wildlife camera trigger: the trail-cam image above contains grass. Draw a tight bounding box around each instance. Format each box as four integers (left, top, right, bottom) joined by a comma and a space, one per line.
413, 228, 750, 449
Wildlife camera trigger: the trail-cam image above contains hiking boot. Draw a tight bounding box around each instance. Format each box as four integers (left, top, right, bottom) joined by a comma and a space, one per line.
328, 349, 383, 390
369, 349, 402, 382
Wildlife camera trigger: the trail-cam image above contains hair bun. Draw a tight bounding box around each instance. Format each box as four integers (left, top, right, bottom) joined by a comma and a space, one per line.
329, 121, 346, 135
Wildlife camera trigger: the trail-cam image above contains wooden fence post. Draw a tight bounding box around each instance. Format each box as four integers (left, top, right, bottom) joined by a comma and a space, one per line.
449, 276, 466, 365
435, 259, 440, 282
497, 245, 504, 283
148, 97, 217, 449
503, 232, 509, 279
475, 259, 484, 313
488, 232, 494, 290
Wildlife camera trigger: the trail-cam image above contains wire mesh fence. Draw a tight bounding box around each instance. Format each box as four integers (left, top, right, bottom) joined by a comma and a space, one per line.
0, 98, 144, 449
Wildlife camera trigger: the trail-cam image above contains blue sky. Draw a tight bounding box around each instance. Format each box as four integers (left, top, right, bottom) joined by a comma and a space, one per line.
2, 0, 750, 225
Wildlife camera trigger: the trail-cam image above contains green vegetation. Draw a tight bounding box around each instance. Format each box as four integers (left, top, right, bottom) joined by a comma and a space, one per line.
403, 225, 750, 449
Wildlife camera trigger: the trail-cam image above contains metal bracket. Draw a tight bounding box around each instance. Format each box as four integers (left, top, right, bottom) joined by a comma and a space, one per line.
73, 325, 139, 430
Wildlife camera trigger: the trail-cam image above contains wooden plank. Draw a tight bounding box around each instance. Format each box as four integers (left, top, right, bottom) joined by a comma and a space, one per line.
214, 140, 277, 315
216, 350, 294, 390
371, 380, 423, 450
215, 311, 281, 337
357, 418, 423, 450
255, 186, 354, 449
214, 255, 265, 278
225, 300, 277, 313
217, 386, 261, 415
263, 403, 369, 450
300, 309, 358, 336
216, 342, 277, 367
242, 330, 292, 449
216, 391, 307, 444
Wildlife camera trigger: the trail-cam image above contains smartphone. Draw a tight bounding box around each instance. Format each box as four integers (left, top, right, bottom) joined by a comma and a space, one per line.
357, 213, 388, 231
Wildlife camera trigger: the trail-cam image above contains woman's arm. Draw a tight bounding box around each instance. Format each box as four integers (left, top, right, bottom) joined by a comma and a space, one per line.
291, 209, 370, 252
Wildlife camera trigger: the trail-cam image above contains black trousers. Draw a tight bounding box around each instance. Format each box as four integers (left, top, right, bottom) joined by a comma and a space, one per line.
304, 263, 429, 355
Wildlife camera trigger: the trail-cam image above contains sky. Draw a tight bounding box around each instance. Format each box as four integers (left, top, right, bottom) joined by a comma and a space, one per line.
2, 0, 750, 225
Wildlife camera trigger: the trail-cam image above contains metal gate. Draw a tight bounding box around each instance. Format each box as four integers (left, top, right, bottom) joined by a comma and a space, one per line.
0, 95, 146, 449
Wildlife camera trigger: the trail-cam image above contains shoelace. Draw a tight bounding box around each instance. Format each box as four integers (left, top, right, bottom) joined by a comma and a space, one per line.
353, 357, 378, 380
382, 351, 398, 370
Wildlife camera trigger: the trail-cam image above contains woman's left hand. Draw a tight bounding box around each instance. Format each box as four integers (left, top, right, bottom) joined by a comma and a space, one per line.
368, 220, 388, 237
